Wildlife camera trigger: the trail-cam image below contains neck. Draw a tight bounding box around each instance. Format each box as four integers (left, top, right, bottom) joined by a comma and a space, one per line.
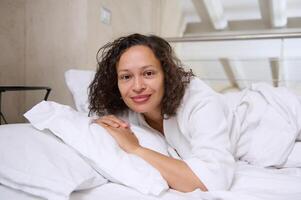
143, 110, 164, 134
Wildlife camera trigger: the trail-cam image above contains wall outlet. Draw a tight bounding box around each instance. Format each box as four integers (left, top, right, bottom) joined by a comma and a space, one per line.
100, 7, 111, 25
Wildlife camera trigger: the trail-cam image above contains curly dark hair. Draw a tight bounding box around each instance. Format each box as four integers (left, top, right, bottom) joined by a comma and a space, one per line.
88, 33, 194, 118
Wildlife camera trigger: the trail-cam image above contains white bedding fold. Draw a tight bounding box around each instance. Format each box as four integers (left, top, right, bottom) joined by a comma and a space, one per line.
283, 142, 301, 168
72, 162, 301, 200
226, 83, 301, 168
22, 83, 301, 197
0, 123, 106, 200
24, 101, 168, 195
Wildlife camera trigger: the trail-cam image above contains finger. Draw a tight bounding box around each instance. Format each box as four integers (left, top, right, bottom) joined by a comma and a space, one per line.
93, 116, 129, 128
93, 117, 120, 128
95, 121, 109, 130
106, 115, 129, 128
101, 118, 121, 128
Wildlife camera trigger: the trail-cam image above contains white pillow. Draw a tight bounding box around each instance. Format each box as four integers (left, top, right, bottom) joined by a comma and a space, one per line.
64, 69, 95, 113
0, 123, 107, 200
24, 101, 169, 195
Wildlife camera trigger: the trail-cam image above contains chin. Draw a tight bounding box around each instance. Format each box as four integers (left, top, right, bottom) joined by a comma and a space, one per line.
128, 105, 151, 114
131, 107, 149, 113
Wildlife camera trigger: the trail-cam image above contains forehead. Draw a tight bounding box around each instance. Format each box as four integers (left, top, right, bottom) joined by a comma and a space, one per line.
117, 45, 161, 71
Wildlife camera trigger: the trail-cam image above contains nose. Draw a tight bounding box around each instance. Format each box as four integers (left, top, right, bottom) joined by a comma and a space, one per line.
132, 76, 146, 93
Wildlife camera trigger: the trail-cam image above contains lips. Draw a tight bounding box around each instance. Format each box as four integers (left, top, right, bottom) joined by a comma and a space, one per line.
131, 94, 151, 103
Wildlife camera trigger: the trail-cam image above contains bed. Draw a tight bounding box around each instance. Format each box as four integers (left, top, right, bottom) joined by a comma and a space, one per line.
1, 68, 301, 200
1, 159, 301, 200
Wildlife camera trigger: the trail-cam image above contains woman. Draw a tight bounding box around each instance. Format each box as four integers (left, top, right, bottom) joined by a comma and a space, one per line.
89, 33, 235, 193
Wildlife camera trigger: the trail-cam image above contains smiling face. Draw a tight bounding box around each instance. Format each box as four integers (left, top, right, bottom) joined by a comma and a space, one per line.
116, 45, 164, 117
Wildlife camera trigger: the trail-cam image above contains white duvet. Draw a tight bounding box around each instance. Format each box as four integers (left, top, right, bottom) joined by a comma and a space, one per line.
1, 161, 301, 200
225, 83, 301, 168
1, 82, 301, 200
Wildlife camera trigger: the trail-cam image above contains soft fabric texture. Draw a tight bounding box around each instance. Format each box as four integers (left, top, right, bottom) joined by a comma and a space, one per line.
122, 78, 236, 191
1, 162, 301, 200
63, 69, 236, 191
0, 123, 106, 200
121, 78, 301, 191
24, 101, 169, 195
64, 69, 95, 113
283, 142, 301, 168
225, 83, 301, 168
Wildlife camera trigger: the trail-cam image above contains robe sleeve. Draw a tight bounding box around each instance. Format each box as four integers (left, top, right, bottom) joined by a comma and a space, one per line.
181, 90, 235, 191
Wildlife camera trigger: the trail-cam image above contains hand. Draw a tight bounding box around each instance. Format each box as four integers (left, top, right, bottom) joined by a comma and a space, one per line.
94, 119, 140, 154
93, 115, 129, 128
108, 126, 141, 154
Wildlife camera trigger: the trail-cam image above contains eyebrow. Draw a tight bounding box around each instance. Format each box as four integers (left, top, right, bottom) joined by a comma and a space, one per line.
118, 65, 154, 72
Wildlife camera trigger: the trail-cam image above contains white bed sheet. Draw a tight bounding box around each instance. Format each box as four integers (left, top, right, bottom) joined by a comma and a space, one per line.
1, 162, 301, 200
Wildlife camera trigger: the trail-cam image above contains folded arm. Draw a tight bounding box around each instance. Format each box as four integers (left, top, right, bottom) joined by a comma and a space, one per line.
133, 146, 208, 192
94, 116, 207, 192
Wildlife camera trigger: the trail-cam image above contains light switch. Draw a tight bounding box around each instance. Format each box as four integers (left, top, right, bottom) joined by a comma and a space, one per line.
100, 7, 111, 25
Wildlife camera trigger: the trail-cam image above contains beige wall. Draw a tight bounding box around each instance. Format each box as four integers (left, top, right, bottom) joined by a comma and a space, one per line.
159, 0, 185, 37
25, 0, 89, 111
0, 0, 26, 123
0, 0, 161, 123
86, 0, 157, 68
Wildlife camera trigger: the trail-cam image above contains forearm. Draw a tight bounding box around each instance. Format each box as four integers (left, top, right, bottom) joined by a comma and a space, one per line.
133, 147, 208, 192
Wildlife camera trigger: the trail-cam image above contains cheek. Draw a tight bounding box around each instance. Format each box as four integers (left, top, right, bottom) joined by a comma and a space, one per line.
118, 82, 129, 97
159, 83, 165, 98
158, 76, 164, 93
117, 82, 123, 96
153, 78, 164, 98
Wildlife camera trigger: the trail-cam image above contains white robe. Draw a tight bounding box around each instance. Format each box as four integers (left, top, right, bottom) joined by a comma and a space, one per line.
121, 78, 301, 191
123, 78, 236, 191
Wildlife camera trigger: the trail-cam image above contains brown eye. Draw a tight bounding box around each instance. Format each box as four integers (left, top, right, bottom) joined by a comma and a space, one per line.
120, 74, 132, 80
143, 70, 155, 78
